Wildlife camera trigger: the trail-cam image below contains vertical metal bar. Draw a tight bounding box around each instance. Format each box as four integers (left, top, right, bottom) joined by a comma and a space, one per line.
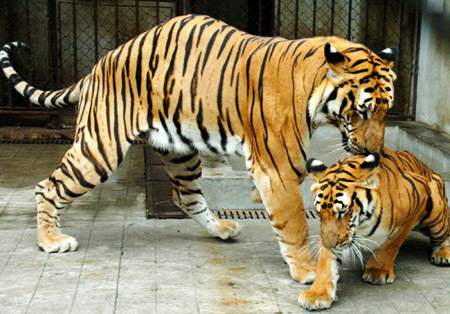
313, 0, 317, 36
330, 0, 335, 35
397, 0, 405, 116
72, 0, 78, 81
176, 0, 184, 16
410, 0, 421, 120
221, 0, 225, 22
398, 0, 405, 66
258, 0, 262, 35
135, 0, 140, 35
240, 0, 245, 30
25, 0, 32, 87
364, 0, 370, 45
25, 0, 31, 45
93, 0, 98, 63
347, 0, 352, 40
115, 0, 119, 46
382, 0, 387, 46
47, 0, 58, 89
276, 0, 280, 36
156, 0, 160, 25
57, 1, 62, 87
294, 0, 299, 38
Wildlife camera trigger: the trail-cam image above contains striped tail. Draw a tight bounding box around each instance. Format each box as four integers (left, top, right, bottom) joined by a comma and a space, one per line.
0, 41, 88, 108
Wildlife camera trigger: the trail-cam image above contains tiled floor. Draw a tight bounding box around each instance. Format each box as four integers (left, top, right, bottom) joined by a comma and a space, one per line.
0, 144, 449, 313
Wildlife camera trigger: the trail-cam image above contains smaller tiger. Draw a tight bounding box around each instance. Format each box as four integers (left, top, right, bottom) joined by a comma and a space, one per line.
298, 147, 450, 310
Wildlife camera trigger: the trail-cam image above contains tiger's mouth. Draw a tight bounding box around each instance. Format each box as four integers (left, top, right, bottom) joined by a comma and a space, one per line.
342, 135, 360, 154
342, 134, 369, 155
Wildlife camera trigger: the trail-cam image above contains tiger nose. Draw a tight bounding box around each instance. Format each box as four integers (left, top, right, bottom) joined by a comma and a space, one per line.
352, 137, 361, 148
320, 232, 339, 249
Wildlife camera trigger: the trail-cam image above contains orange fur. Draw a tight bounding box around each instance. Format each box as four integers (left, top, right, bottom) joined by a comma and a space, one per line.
2, 15, 398, 285
299, 147, 450, 310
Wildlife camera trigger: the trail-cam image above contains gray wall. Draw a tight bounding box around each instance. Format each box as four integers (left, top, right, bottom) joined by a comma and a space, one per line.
416, 0, 450, 134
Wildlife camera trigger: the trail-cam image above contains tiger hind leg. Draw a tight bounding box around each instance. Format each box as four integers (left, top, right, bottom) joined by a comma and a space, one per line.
35, 136, 129, 253
426, 178, 450, 266
157, 150, 241, 240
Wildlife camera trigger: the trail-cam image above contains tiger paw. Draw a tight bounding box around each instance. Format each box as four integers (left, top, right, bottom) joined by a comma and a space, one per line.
208, 219, 241, 240
298, 287, 334, 311
289, 262, 316, 284
362, 267, 395, 284
38, 234, 79, 253
431, 245, 450, 266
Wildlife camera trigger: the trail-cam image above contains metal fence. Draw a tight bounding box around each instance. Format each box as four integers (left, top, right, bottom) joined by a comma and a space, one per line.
0, 0, 420, 125
273, 0, 421, 119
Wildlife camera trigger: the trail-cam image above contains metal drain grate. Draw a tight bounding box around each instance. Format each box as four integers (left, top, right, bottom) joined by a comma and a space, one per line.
305, 210, 318, 220
215, 209, 318, 220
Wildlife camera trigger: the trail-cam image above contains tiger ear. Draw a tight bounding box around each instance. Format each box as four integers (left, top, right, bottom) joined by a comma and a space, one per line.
378, 47, 398, 67
360, 153, 380, 170
358, 153, 380, 188
306, 158, 328, 182
325, 43, 347, 78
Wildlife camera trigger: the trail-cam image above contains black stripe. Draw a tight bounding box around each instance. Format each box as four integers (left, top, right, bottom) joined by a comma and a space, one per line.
190, 52, 202, 112
172, 91, 195, 150
175, 173, 201, 181
183, 25, 197, 76
80, 133, 109, 183
196, 100, 219, 153
66, 159, 95, 189
303, 46, 319, 60
135, 32, 149, 97
35, 192, 63, 210
170, 153, 197, 164
217, 29, 237, 58
48, 176, 82, 200
195, 20, 215, 47
163, 44, 178, 117
201, 29, 220, 75
217, 46, 235, 119
350, 59, 367, 68
217, 116, 228, 152
158, 110, 174, 144
367, 211, 382, 236
164, 21, 177, 59
186, 159, 202, 172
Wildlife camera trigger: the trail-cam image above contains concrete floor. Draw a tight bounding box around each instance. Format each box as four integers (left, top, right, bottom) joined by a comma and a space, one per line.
0, 144, 449, 313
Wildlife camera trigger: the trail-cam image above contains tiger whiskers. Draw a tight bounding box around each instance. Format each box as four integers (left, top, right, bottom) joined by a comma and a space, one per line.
350, 242, 365, 269
295, 235, 320, 258
306, 236, 322, 260
325, 145, 346, 159
353, 235, 379, 261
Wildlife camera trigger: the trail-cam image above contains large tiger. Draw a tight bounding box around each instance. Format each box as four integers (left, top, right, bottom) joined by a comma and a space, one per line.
0, 14, 397, 283
300, 147, 450, 310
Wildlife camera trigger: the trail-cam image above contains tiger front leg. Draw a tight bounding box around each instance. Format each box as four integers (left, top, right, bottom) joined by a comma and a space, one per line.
431, 240, 450, 266
251, 166, 315, 283
363, 213, 421, 284
299, 248, 339, 310
362, 242, 399, 284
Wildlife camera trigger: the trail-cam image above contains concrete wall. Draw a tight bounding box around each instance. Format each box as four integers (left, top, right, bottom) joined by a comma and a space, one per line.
416, 0, 450, 134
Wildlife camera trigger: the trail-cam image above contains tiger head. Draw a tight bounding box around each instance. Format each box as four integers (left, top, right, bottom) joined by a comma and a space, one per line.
309, 40, 398, 154
305, 153, 381, 251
